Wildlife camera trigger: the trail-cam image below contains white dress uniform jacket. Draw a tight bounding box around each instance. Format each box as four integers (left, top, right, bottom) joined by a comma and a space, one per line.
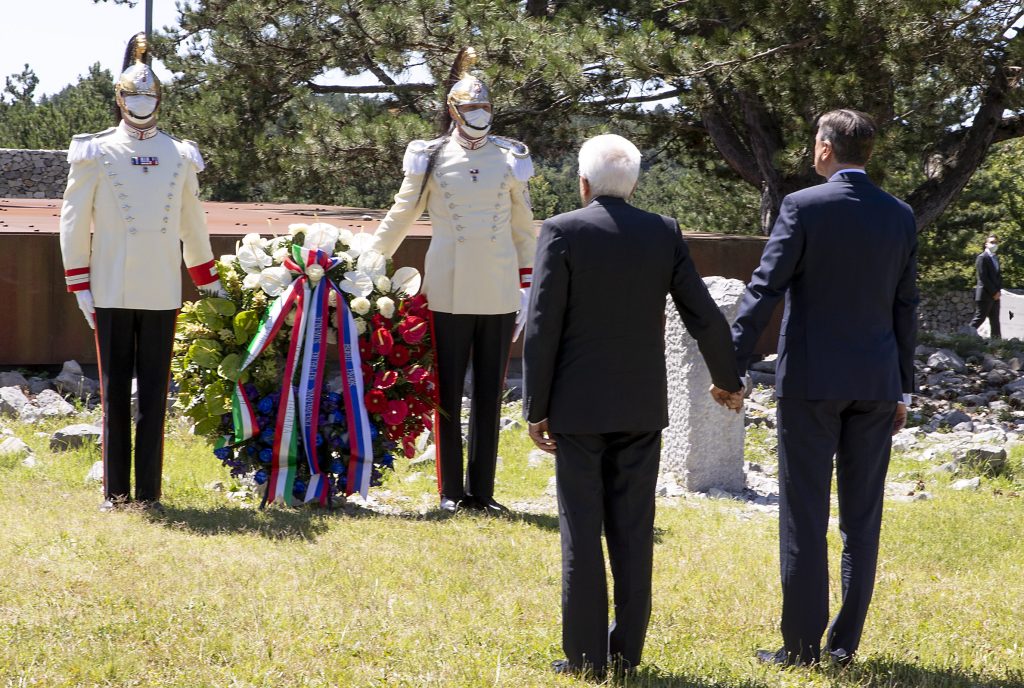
373, 135, 537, 315
60, 122, 218, 310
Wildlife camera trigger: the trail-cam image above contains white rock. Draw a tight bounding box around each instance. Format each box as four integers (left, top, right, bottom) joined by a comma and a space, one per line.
85, 460, 104, 483
33, 389, 76, 417
951, 477, 981, 491
0, 386, 31, 416
50, 424, 102, 451
0, 436, 31, 460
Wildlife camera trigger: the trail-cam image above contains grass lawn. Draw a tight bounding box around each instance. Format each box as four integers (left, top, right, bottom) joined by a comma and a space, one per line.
0, 411, 1022, 687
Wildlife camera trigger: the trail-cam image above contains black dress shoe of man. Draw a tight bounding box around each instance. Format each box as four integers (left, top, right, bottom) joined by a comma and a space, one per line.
551, 659, 606, 680
439, 496, 460, 513
827, 648, 853, 667
756, 647, 813, 667
462, 496, 510, 514
140, 500, 166, 515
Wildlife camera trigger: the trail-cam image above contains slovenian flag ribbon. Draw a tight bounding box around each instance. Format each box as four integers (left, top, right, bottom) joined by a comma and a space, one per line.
231, 245, 374, 504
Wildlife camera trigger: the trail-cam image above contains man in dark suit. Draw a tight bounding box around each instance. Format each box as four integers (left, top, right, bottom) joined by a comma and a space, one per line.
970, 234, 1002, 339
718, 109, 918, 666
524, 134, 743, 678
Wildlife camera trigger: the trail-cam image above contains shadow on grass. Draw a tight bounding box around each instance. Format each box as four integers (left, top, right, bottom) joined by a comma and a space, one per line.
151, 501, 564, 537
614, 667, 770, 688
837, 657, 1024, 688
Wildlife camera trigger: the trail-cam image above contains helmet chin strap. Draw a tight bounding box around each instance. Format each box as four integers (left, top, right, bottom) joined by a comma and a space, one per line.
118, 98, 158, 130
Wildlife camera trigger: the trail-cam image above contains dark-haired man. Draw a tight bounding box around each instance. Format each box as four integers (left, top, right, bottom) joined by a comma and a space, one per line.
718, 109, 918, 666
970, 234, 1002, 339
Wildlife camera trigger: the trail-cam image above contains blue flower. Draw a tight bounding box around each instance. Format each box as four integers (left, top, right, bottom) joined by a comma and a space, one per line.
213, 446, 232, 461
370, 425, 379, 440
329, 459, 344, 474
254, 469, 268, 485
246, 445, 257, 457
257, 396, 276, 415
293, 479, 307, 496
331, 410, 345, 425
326, 392, 342, 404
258, 448, 273, 463
380, 453, 394, 469
244, 383, 259, 398
260, 429, 276, 445
315, 433, 324, 447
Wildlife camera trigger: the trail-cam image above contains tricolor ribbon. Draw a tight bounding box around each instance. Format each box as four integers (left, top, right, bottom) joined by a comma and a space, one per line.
231, 245, 374, 504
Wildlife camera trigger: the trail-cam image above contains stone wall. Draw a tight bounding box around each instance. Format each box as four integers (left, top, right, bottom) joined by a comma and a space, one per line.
919, 289, 975, 335
0, 149, 68, 199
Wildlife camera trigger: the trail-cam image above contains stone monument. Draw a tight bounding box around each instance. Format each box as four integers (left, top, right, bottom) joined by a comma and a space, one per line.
662, 276, 746, 492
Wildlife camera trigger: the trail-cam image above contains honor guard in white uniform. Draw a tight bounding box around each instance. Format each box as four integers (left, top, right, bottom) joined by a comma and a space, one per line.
60, 34, 224, 512
373, 48, 537, 513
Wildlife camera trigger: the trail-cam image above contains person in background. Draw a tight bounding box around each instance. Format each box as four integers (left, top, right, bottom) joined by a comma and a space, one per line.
970, 233, 1002, 339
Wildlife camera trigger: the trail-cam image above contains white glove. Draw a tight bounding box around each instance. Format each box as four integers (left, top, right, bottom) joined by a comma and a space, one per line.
75, 290, 96, 330
513, 286, 531, 342
200, 279, 228, 298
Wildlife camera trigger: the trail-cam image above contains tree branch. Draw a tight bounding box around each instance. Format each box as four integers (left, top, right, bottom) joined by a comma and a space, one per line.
305, 81, 434, 94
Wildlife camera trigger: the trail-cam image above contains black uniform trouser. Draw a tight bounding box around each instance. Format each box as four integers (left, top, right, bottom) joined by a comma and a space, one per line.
775, 397, 896, 664
553, 430, 661, 673
95, 307, 177, 502
970, 296, 1001, 338
431, 311, 515, 499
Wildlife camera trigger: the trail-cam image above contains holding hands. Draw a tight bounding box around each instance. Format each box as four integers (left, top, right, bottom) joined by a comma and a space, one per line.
709, 383, 745, 413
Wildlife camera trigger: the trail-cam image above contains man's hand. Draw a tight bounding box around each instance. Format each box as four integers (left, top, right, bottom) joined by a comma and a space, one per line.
200, 279, 228, 299
710, 385, 743, 413
528, 419, 557, 454
75, 290, 96, 330
513, 286, 531, 342
994, 291, 1002, 301
893, 402, 907, 435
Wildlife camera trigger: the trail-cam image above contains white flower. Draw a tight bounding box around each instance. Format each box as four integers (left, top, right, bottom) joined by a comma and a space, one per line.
237, 243, 272, 274
340, 271, 374, 297
338, 227, 353, 245
328, 290, 338, 307
257, 266, 293, 297
375, 275, 392, 293
241, 232, 265, 248
350, 297, 371, 316
327, 327, 338, 345
355, 318, 367, 335
347, 231, 376, 258
376, 296, 395, 319
288, 223, 310, 236
357, 249, 387, 280
219, 254, 236, 265
303, 222, 340, 254
335, 251, 354, 269
391, 266, 422, 296
242, 272, 261, 290
305, 264, 325, 284
285, 310, 296, 326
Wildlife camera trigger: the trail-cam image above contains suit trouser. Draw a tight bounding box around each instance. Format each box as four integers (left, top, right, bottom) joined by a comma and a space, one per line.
970, 297, 1001, 338
553, 430, 661, 672
95, 307, 177, 502
431, 311, 515, 499
775, 397, 896, 663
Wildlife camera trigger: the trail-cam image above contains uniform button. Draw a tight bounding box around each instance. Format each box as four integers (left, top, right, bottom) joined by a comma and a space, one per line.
122, 204, 129, 210
167, 193, 173, 199
163, 217, 169, 223
494, 203, 500, 209
441, 181, 448, 187
129, 227, 137, 235
173, 172, 179, 178
164, 205, 171, 211
453, 214, 461, 219
161, 228, 167, 234
458, 237, 465, 243
445, 192, 452, 198
491, 237, 496, 242
448, 203, 455, 209
456, 226, 463, 232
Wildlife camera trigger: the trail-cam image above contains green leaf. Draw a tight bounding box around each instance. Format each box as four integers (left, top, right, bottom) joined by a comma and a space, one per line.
194, 416, 221, 436
233, 310, 260, 344
189, 339, 223, 369
194, 300, 225, 330
207, 297, 238, 317
217, 353, 244, 382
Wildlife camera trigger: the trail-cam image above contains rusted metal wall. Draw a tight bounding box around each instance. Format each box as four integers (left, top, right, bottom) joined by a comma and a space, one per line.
0, 228, 776, 366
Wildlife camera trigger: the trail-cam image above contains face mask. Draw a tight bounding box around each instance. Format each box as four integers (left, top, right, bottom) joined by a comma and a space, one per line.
461, 108, 492, 136
124, 94, 158, 118
987, 243, 998, 253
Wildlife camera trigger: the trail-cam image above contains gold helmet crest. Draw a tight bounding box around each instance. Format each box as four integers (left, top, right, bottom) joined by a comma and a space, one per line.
446, 47, 490, 108
115, 33, 161, 99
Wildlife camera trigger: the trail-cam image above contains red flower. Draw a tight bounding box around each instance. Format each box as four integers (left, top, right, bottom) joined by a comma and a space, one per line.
397, 315, 428, 345
406, 293, 429, 316
372, 327, 394, 356
374, 369, 399, 390
361, 363, 373, 382
358, 336, 375, 360
404, 365, 429, 385
371, 314, 389, 330
402, 436, 417, 458
387, 344, 411, 367
383, 400, 409, 426
364, 389, 388, 414
408, 395, 432, 416
385, 424, 404, 440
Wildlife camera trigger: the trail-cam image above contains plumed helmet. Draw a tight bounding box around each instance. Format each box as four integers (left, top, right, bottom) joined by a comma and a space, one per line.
445, 47, 490, 108
115, 33, 161, 99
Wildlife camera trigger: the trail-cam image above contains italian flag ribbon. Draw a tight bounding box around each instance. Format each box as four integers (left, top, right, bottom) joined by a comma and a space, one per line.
231, 245, 374, 504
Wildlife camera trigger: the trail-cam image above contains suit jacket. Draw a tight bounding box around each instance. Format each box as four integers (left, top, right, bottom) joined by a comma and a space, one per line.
524, 196, 741, 434
974, 251, 1001, 300
732, 171, 918, 401
372, 136, 536, 314
60, 122, 217, 309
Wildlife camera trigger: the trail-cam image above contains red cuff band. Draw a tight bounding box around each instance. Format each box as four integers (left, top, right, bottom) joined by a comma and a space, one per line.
67, 282, 90, 293
65, 267, 90, 277
65, 267, 90, 292
188, 260, 219, 287
519, 267, 532, 288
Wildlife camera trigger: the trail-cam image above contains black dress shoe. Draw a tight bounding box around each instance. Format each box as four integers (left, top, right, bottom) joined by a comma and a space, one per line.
140, 500, 165, 515
827, 647, 853, 667
439, 496, 460, 512
551, 659, 606, 679
756, 647, 813, 667
462, 496, 509, 514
